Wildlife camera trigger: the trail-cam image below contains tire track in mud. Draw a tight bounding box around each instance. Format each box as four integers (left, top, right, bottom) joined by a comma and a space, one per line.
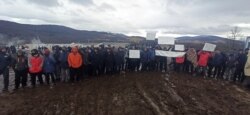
136, 82, 171, 115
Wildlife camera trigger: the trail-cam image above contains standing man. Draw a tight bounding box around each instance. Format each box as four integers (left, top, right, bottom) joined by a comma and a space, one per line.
68, 46, 83, 82
233, 49, 247, 82
12, 49, 28, 90
0, 47, 11, 92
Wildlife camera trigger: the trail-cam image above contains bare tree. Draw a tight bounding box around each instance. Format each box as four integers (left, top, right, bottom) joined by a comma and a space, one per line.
227, 26, 244, 49
230, 26, 242, 40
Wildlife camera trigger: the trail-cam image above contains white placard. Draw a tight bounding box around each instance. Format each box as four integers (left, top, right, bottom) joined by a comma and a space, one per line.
129, 50, 140, 58
175, 45, 185, 51
202, 43, 216, 52
146, 32, 156, 40
155, 50, 185, 57
158, 37, 175, 45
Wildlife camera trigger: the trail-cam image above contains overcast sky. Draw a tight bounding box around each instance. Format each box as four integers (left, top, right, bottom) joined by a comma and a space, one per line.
0, 0, 250, 37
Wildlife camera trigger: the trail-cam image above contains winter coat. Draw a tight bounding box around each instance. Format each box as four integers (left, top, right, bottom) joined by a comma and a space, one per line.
176, 56, 185, 64
0, 52, 11, 71
28, 56, 43, 73
105, 52, 114, 67
186, 48, 198, 67
43, 55, 56, 73
212, 53, 223, 66
244, 51, 250, 76
91, 52, 101, 67
59, 51, 69, 69
114, 51, 124, 65
68, 52, 83, 68
149, 49, 155, 61
227, 54, 236, 68
236, 53, 247, 69
12, 55, 28, 71
141, 50, 150, 63
198, 51, 211, 67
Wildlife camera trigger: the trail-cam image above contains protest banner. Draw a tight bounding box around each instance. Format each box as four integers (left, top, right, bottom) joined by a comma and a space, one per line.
202, 43, 216, 52
129, 50, 140, 58
158, 37, 175, 45
175, 44, 185, 51
146, 32, 156, 40
155, 50, 185, 57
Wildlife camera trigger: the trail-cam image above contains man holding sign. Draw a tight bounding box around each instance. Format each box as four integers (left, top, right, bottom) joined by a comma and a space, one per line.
146, 32, 156, 40
128, 48, 140, 72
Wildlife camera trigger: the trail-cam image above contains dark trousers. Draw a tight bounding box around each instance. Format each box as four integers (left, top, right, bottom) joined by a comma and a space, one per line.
0, 68, 9, 90
55, 65, 61, 80
220, 65, 226, 78
30, 72, 43, 86
207, 65, 214, 77
214, 66, 222, 78
69, 67, 81, 82
141, 62, 150, 71
14, 70, 28, 89
44, 73, 56, 84
233, 67, 245, 82
92, 64, 101, 76
105, 65, 113, 75
175, 63, 183, 72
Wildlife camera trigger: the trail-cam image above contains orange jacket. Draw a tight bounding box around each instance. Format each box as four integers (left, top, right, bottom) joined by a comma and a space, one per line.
68, 48, 83, 68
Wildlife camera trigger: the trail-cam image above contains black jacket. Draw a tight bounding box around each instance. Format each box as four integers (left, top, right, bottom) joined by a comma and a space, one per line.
0, 52, 11, 71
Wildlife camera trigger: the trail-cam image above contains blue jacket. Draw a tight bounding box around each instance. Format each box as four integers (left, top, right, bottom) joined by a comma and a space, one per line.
43, 55, 56, 73
59, 51, 69, 69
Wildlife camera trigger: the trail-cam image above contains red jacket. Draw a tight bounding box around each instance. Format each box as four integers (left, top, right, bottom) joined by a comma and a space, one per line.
176, 57, 185, 64
198, 51, 211, 67
29, 56, 43, 73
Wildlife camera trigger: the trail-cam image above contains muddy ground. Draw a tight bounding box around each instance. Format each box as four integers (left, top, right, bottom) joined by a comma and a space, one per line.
0, 71, 250, 115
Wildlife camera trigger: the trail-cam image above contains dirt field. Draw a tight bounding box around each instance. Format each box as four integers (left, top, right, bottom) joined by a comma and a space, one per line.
0, 72, 250, 115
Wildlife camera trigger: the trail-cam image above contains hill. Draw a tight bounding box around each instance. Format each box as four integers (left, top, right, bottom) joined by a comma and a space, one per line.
175, 35, 245, 51
0, 20, 129, 44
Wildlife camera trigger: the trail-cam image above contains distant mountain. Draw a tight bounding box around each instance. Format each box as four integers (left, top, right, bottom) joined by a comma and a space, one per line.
0, 20, 129, 44
175, 35, 245, 51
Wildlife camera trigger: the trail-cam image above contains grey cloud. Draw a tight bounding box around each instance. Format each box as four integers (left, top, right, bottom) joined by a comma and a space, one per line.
70, 0, 93, 6
26, 0, 60, 7
162, 25, 233, 35
98, 3, 116, 11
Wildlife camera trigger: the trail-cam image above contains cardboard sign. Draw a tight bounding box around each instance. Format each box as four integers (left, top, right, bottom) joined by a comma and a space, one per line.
129, 50, 140, 58
175, 45, 185, 51
146, 32, 156, 40
158, 37, 175, 45
155, 50, 185, 57
202, 43, 216, 52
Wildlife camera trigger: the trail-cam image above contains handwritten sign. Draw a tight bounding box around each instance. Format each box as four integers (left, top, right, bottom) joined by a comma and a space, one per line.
158, 37, 175, 45
146, 32, 156, 40
175, 45, 185, 51
129, 50, 140, 58
203, 43, 216, 52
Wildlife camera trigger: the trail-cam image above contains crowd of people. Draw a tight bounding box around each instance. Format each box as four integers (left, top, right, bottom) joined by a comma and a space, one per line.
0, 44, 250, 92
